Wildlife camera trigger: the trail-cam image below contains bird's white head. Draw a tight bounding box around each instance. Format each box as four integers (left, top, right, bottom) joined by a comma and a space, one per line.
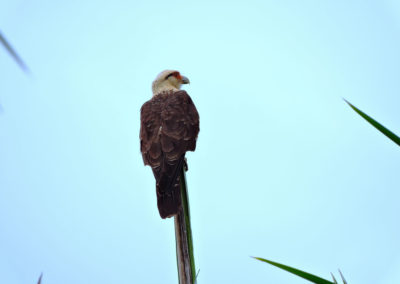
152, 70, 190, 96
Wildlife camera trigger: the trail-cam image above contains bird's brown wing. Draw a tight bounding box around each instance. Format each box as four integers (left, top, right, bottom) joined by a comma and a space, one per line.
140, 91, 199, 218
160, 90, 199, 161
140, 98, 162, 167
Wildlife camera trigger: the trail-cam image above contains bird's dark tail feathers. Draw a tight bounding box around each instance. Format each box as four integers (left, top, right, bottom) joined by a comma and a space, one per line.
153, 155, 185, 219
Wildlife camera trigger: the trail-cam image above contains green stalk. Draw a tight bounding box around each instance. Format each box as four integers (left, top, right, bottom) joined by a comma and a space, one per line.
253, 257, 336, 284
175, 167, 196, 284
344, 99, 400, 147
0, 30, 30, 73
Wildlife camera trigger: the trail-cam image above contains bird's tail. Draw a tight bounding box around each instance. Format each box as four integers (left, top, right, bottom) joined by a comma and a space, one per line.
153, 155, 185, 219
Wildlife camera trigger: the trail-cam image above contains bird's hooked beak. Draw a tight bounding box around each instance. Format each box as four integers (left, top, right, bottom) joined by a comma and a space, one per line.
180, 75, 190, 84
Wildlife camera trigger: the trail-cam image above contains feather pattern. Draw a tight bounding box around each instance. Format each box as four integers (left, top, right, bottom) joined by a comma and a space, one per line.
140, 90, 199, 218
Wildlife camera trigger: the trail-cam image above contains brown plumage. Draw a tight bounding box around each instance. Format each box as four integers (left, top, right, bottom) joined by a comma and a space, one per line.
140, 71, 199, 218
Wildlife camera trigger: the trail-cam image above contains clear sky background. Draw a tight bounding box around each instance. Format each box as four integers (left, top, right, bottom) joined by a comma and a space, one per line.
1, 1, 400, 283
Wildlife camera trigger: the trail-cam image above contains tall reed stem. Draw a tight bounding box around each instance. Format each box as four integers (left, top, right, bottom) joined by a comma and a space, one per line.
174, 167, 196, 284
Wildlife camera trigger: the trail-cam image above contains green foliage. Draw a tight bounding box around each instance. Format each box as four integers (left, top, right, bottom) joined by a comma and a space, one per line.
331, 271, 347, 284
345, 99, 400, 147
0, 30, 30, 73
253, 257, 347, 284
251, 99, 400, 284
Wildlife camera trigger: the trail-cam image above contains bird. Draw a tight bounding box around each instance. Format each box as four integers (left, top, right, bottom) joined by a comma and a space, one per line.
140, 70, 200, 219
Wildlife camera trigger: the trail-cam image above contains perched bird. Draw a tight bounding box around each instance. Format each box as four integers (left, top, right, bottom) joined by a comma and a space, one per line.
140, 70, 200, 218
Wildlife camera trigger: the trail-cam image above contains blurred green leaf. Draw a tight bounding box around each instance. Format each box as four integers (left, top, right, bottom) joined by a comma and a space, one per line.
0, 30, 30, 73
253, 257, 335, 284
331, 272, 338, 284
338, 270, 347, 284
345, 99, 400, 147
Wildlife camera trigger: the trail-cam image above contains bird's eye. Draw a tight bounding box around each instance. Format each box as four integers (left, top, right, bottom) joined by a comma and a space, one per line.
165, 72, 180, 80
165, 74, 174, 80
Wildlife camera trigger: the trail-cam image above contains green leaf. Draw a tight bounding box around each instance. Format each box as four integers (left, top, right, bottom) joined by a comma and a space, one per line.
338, 270, 347, 284
0, 30, 30, 73
344, 99, 400, 147
253, 257, 335, 284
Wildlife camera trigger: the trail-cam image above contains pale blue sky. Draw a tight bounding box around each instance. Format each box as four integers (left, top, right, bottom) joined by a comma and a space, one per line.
1, 1, 400, 283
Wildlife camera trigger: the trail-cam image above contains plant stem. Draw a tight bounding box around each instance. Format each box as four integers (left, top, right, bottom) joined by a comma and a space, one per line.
0, 30, 30, 73
175, 167, 196, 284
